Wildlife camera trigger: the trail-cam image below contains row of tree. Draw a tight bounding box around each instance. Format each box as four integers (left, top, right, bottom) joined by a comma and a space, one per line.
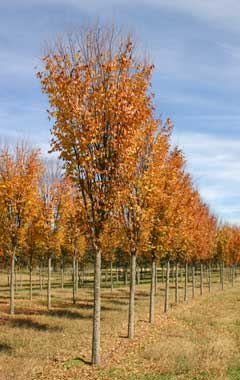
1, 24, 240, 366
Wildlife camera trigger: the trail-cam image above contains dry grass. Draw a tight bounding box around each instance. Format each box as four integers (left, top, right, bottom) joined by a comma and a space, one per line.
0, 270, 240, 380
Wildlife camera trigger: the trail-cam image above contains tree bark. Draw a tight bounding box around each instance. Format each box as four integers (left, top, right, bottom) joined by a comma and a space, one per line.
149, 259, 156, 323
92, 245, 101, 365
221, 260, 224, 290
61, 256, 64, 289
76, 260, 79, 298
200, 263, 203, 296
184, 262, 188, 302
164, 260, 170, 313
29, 255, 33, 301
192, 264, 195, 299
47, 256, 51, 310
175, 262, 179, 305
72, 255, 76, 304
128, 252, 136, 338
110, 261, 113, 292
208, 262, 211, 292
10, 250, 16, 315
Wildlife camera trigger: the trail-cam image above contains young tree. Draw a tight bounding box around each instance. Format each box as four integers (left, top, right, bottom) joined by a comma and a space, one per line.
0, 144, 42, 314
38, 25, 155, 365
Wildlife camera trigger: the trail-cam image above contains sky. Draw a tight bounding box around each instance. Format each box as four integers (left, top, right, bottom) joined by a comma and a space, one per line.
1, 0, 240, 224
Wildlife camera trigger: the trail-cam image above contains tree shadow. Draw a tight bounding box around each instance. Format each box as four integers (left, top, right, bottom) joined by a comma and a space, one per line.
0, 343, 12, 353
48, 309, 92, 320
9, 318, 63, 332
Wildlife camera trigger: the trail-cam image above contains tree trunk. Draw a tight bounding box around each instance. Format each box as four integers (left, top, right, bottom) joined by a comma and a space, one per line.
192, 264, 195, 298
231, 265, 234, 287
61, 256, 64, 289
72, 256, 76, 304
110, 261, 113, 292
149, 259, 156, 323
76, 260, 79, 298
92, 245, 101, 365
128, 252, 136, 338
155, 265, 157, 295
29, 256, 33, 301
47, 256, 51, 310
208, 263, 211, 292
10, 251, 16, 315
175, 262, 179, 305
221, 260, 224, 290
164, 260, 170, 313
184, 262, 188, 302
200, 263, 203, 296
39, 262, 43, 292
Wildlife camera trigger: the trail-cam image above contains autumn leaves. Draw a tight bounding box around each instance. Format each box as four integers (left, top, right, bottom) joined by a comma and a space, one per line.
0, 25, 239, 368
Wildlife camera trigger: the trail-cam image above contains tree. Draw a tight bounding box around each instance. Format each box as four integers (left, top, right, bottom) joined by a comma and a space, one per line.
0, 144, 42, 314
38, 24, 155, 365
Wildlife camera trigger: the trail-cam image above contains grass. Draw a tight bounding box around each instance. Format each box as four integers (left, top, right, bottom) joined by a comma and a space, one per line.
0, 269, 240, 379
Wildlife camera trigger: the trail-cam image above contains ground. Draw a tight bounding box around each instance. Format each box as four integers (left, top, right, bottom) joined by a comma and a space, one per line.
0, 269, 240, 380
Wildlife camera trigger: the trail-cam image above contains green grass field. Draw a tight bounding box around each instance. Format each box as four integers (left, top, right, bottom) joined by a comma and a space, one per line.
0, 270, 240, 380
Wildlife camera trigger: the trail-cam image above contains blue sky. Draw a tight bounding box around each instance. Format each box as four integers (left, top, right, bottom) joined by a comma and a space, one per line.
1, 0, 240, 224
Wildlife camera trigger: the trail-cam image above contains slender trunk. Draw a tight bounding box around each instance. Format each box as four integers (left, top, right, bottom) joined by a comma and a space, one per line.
164, 260, 170, 313
149, 259, 156, 323
192, 264, 195, 298
221, 260, 224, 290
92, 245, 101, 366
110, 261, 113, 292
208, 263, 211, 292
72, 256, 76, 304
200, 263, 203, 296
155, 265, 157, 295
231, 265, 234, 287
76, 260, 79, 298
175, 262, 179, 305
128, 253, 136, 338
184, 262, 188, 302
29, 256, 33, 301
61, 256, 64, 289
10, 250, 16, 315
47, 256, 51, 310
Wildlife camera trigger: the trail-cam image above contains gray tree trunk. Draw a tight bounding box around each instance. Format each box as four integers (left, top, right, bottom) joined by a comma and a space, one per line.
29, 257, 33, 301
91, 245, 101, 365
76, 260, 79, 298
164, 260, 170, 313
184, 262, 188, 302
110, 261, 113, 292
221, 260, 224, 290
149, 259, 156, 323
47, 256, 51, 310
192, 264, 195, 298
10, 251, 16, 315
128, 253, 136, 338
72, 256, 76, 304
175, 262, 179, 304
200, 263, 203, 295
208, 263, 211, 292
61, 256, 64, 289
